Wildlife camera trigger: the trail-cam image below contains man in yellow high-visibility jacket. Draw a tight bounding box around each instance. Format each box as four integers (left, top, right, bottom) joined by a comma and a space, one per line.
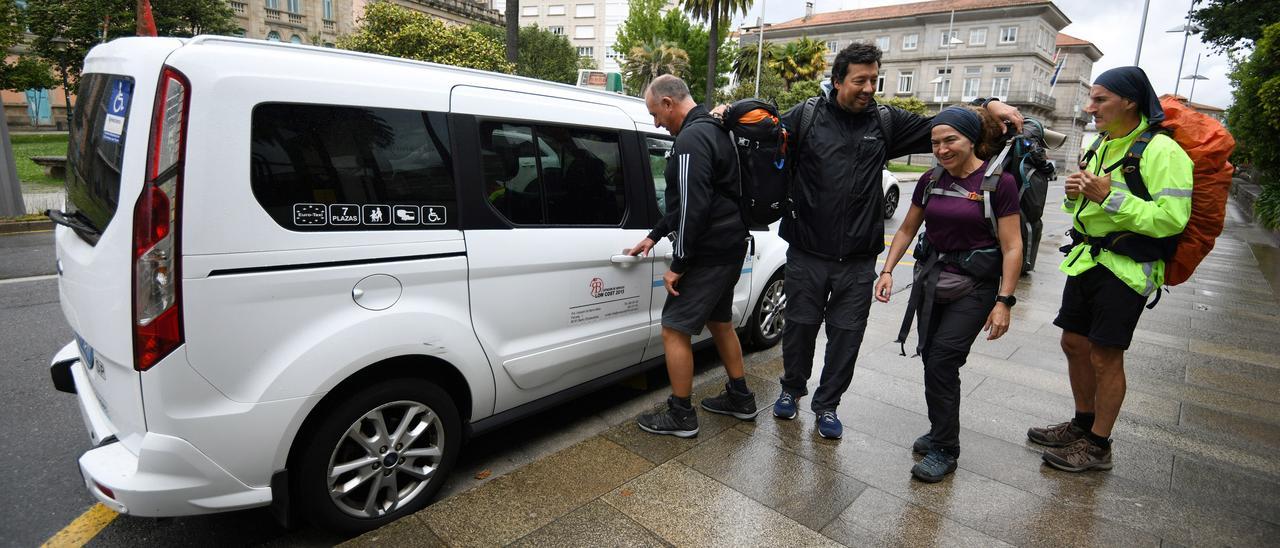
1027, 67, 1193, 473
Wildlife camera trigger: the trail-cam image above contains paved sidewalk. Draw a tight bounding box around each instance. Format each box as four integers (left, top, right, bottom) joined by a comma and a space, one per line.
347, 190, 1280, 547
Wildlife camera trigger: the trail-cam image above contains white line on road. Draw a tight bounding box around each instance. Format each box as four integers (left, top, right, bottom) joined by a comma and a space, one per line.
0, 274, 57, 285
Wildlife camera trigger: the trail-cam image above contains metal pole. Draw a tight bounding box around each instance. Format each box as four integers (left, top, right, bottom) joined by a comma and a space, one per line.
1173, 0, 1195, 96
754, 0, 766, 97
938, 9, 955, 112
1134, 0, 1151, 65
1188, 52, 1202, 103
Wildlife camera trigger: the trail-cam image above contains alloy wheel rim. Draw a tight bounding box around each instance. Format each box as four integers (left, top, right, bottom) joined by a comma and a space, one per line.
885, 189, 899, 218
327, 400, 444, 519
759, 279, 786, 339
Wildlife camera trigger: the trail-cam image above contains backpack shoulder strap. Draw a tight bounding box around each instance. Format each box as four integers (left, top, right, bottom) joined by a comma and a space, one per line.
876, 104, 895, 144
1079, 134, 1106, 171
919, 165, 945, 207
795, 97, 820, 151
980, 138, 1018, 237
1120, 127, 1166, 201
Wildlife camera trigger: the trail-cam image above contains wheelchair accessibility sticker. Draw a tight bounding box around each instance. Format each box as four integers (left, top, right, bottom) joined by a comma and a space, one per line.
102, 79, 133, 144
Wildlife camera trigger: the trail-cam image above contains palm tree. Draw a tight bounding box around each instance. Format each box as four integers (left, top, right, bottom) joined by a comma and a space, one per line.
732, 41, 780, 83
775, 36, 828, 91
680, 0, 752, 107
504, 0, 518, 64
622, 41, 691, 95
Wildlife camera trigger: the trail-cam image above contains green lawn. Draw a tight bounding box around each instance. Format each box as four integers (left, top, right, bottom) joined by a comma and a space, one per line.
887, 162, 929, 173
11, 133, 68, 191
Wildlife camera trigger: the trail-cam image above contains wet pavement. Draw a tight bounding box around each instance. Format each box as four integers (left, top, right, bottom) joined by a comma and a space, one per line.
346, 179, 1280, 547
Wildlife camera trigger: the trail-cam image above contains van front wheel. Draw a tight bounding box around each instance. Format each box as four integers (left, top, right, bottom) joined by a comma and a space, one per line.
296, 378, 461, 535
749, 271, 786, 349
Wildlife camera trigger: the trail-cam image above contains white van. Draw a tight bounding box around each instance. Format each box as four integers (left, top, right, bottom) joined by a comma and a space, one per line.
46, 36, 788, 533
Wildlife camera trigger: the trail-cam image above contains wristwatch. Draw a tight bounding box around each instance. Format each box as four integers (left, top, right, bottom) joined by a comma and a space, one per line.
995, 295, 1016, 308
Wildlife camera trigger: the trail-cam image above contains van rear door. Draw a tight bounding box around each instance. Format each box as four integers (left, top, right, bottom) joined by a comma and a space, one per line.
55, 38, 185, 452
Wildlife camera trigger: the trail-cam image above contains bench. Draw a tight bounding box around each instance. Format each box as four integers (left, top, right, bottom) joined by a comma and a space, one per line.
30, 155, 67, 179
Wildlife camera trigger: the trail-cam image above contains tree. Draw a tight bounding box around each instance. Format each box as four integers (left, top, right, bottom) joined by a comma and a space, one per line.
880, 96, 928, 116
614, 0, 667, 57
723, 61, 784, 104
659, 7, 730, 104
151, 0, 237, 37
504, 0, 517, 64
775, 79, 822, 111
0, 0, 55, 217
732, 41, 780, 83
622, 41, 690, 95
1193, 0, 1280, 54
1228, 22, 1280, 228
680, 0, 751, 107
774, 37, 828, 90
339, 3, 513, 73
474, 24, 578, 84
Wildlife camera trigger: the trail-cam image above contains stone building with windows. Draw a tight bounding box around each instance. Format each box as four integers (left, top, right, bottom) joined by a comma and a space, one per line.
513, 0, 678, 73
228, 0, 502, 47
742, 0, 1103, 169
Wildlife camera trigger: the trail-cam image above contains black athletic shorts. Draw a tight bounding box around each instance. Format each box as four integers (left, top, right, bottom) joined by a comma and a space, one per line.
1052, 265, 1148, 350
661, 261, 742, 336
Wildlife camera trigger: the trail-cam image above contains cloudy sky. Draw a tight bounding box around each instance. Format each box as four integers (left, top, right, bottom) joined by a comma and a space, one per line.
730, 0, 1234, 109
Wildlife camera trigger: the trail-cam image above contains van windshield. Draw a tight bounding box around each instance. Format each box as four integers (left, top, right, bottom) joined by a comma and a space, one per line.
65, 73, 134, 239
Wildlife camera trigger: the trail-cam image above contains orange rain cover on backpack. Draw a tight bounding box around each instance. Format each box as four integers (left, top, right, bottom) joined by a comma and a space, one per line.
1157, 95, 1236, 286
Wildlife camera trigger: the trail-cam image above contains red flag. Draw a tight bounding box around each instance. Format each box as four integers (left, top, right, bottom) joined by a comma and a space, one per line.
137, 0, 158, 36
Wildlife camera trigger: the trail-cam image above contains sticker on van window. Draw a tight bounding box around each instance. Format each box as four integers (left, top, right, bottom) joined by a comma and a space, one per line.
293, 204, 327, 226
101, 79, 132, 143
329, 204, 360, 225
362, 205, 391, 225
421, 205, 447, 225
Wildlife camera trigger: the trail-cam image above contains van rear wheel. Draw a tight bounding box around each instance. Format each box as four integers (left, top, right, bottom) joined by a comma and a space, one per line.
296, 378, 460, 535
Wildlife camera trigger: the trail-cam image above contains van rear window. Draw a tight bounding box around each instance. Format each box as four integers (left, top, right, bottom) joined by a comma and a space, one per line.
65, 73, 134, 237
250, 104, 456, 231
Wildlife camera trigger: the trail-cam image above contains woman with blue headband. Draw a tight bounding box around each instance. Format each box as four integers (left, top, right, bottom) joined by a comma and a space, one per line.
876, 105, 1024, 482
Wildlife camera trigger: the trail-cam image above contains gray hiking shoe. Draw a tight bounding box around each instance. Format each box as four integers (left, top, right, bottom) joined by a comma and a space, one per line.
637, 396, 699, 438
1027, 420, 1087, 448
1042, 438, 1113, 472
701, 383, 761, 420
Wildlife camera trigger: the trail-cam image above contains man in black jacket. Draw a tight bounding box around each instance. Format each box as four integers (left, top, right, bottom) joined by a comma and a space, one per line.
627, 74, 759, 437
772, 42, 1023, 439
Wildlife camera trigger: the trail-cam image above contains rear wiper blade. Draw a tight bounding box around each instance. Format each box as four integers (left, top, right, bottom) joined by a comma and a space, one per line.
46, 209, 101, 235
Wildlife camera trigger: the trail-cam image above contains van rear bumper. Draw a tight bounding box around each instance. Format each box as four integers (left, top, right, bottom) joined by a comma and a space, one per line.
52, 341, 272, 517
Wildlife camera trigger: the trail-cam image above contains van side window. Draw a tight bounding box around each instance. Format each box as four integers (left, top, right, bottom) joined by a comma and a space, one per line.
645, 137, 673, 215
250, 104, 455, 230
479, 121, 625, 226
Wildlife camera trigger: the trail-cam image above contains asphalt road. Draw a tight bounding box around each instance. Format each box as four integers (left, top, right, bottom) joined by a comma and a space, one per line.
0, 225, 800, 547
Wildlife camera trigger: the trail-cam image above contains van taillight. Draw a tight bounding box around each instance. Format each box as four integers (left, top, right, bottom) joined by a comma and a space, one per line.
132, 67, 188, 372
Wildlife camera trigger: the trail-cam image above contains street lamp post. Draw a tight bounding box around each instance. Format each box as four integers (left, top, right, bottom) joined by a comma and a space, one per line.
1182, 52, 1209, 103
933, 9, 962, 112
1167, 0, 1202, 96
754, 0, 767, 97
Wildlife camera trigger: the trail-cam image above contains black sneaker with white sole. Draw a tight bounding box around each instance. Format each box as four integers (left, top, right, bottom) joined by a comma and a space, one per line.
637, 396, 699, 438
700, 383, 761, 420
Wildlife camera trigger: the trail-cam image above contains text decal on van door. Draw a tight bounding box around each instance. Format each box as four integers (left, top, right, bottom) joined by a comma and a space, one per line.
102, 79, 132, 144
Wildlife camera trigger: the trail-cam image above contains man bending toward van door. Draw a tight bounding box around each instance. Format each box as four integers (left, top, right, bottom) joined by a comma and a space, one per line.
627, 74, 759, 437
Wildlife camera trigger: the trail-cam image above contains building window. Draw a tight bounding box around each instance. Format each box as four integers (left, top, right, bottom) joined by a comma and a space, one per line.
577, 46, 594, 57
266, 31, 281, 41
939, 30, 959, 48
898, 71, 914, 93
902, 33, 918, 50
876, 36, 890, 52
992, 66, 1011, 100
962, 66, 981, 101
522, 6, 538, 16
290, 34, 302, 44
826, 40, 839, 52
287, 0, 299, 13
933, 67, 952, 101
234, 28, 247, 37
876, 75, 885, 94
575, 25, 594, 39
999, 26, 1018, 44
548, 4, 565, 15
549, 26, 565, 35
575, 4, 594, 17
323, 0, 333, 19
265, 0, 278, 9
969, 28, 986, 46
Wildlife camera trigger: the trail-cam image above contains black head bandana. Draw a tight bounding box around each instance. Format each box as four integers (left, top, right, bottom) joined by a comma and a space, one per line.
931, 107, 983, 146
1094, 66, 1165, 124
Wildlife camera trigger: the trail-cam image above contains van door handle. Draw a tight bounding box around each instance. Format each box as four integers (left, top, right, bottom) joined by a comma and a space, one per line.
610, 254, 640, 264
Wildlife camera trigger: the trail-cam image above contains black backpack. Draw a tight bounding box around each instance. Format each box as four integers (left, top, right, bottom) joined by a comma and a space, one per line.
720, 99, 790, 228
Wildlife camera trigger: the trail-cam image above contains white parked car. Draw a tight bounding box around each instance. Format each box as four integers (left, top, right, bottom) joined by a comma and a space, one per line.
47, 36, 789, 534
881, 168, 901, 219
